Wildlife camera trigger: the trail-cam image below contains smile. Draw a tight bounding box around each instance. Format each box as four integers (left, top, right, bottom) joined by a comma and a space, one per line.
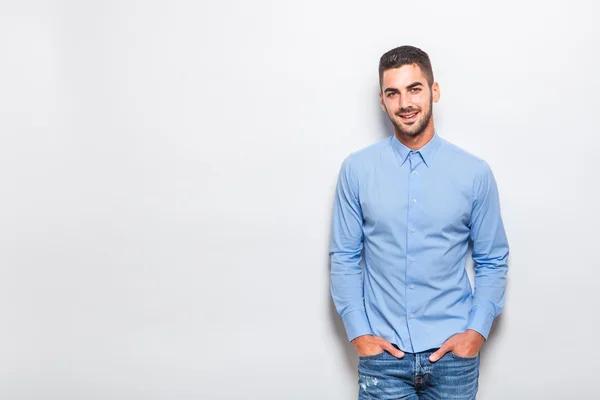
399, 112, 419, 122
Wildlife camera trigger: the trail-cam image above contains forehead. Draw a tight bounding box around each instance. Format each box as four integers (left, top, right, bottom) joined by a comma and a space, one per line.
382, 64, 427, 89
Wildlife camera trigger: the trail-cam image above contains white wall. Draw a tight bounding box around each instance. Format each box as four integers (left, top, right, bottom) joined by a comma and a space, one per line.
1, 1, 599, 399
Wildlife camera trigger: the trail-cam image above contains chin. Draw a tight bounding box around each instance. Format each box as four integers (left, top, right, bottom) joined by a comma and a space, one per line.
397, 124, 425, 137
395, 114, 431, 137
404, 128, 423, 137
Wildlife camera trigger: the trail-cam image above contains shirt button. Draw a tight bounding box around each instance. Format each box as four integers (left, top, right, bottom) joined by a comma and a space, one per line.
410, 314, 415, 319
412, 199, 417, 203
410, 258, 415, 262
412, 171, 418, 175
410, 285, 415, 290
411, 228, 415, 233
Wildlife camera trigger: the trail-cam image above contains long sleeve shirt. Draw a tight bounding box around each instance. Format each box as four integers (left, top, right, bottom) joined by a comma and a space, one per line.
329, 132, 509, 353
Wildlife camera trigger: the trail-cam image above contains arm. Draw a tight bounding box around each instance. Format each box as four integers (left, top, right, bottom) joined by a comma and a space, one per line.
329, 156, 372, 342
429, 161, 509, 363
466, 160, 510, 340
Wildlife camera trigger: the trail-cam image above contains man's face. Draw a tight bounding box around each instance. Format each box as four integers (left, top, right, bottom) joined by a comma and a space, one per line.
379, 64, 440, 137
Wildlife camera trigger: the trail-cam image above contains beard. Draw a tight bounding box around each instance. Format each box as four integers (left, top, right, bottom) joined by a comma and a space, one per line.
388, 99, 433, 137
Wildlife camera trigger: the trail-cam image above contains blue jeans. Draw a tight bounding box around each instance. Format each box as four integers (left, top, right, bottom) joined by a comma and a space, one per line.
357, 346, 480, 399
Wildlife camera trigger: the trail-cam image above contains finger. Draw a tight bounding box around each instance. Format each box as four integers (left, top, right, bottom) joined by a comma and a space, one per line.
392, 348, 405, 359
429, 343, 450, 362
378, 339, 405, 359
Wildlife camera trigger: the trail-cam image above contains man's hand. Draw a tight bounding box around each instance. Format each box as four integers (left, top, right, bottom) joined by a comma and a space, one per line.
351, 334, 405, 358
428, 329, 485, 362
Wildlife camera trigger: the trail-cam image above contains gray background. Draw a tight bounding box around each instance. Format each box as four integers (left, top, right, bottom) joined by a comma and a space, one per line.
1, 0, 599, 399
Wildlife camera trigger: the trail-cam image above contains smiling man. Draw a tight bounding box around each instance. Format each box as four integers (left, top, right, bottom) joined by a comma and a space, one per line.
329, 45, 509, 399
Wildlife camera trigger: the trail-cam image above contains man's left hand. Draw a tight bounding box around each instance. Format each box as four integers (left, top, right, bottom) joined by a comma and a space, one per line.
428, 329, 485, 363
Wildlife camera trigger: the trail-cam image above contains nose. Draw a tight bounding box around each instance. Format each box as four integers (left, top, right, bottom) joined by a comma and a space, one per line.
399, 93, 411, 110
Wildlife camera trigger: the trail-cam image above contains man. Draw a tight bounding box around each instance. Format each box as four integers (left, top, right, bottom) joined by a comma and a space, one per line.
329, 45, 509, 399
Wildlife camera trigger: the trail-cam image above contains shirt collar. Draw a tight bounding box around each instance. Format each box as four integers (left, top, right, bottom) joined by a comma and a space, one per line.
390, 131, 442, 167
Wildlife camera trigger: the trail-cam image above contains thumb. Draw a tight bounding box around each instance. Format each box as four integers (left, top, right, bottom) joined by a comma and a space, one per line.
429, 343, 450, 363
379, 339, 405, 359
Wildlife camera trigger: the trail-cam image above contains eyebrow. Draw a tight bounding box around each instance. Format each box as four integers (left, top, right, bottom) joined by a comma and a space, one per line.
406, 82, 424, 89
383, 82, 424, 93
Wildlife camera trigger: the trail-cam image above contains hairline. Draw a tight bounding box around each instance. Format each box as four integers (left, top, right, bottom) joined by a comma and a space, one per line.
379, 64, 434, 92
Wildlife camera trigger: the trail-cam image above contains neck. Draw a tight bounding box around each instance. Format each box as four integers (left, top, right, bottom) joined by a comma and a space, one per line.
394, 120, 435, 150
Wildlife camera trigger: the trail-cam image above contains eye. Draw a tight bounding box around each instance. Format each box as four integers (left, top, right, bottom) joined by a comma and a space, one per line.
410, 88, 421, 93
387, 92, 397, 98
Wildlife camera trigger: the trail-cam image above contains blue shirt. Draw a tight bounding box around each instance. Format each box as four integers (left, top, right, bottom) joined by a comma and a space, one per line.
329, 132, 509, 353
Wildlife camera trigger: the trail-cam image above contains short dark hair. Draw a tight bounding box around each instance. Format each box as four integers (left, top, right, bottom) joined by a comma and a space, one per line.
378, 45, 434, 88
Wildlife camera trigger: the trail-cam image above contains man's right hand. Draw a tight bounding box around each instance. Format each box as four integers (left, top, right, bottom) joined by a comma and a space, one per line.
351, 334, 405, 358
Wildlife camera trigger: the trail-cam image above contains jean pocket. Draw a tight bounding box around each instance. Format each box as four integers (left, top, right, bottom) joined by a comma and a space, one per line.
359, 351, 387, 361
449, 351, 478, 360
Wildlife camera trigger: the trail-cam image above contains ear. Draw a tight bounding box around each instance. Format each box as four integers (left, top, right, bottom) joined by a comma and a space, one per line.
432, 82, 440, 103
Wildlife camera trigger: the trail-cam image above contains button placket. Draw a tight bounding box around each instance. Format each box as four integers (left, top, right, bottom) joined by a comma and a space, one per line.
406, 151, 422, 325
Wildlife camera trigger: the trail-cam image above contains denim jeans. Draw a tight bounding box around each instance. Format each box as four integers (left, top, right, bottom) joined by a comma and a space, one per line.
357, 346, 480, 399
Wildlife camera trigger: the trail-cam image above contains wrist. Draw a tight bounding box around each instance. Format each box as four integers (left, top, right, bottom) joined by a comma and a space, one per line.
465, 329, 485, 344
351, 334, 373, 344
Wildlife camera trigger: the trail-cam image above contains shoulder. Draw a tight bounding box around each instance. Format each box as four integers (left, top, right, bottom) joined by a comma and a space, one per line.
438, 137, 491, 176
342, 136, 391, 173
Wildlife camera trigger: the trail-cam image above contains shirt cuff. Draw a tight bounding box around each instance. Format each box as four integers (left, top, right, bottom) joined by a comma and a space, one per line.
342, 310, 373, 342
466, 306, 495, 340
